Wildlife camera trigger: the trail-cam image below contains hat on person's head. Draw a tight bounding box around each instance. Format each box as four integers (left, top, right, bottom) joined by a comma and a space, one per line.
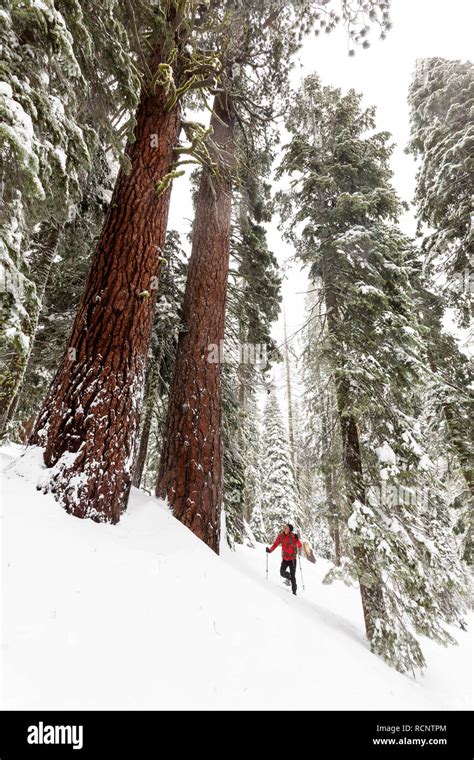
287, 523, 294, 532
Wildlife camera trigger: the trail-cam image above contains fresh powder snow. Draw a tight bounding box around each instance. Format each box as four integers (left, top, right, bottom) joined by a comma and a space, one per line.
1, 445, 472, 710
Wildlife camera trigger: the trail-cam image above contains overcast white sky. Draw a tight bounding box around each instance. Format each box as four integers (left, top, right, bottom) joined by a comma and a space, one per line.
167, 0, 473, 398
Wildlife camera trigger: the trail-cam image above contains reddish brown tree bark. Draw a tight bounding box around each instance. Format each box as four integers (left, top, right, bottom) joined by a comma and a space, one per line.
156, 93, 235, 553
29, 48, 182, 524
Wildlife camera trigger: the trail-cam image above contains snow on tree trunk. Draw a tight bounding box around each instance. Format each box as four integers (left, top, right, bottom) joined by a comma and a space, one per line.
336, 384, 386, 644
332, 526, 341, 566
156, 94, 235, 553
29, 50, 181, 524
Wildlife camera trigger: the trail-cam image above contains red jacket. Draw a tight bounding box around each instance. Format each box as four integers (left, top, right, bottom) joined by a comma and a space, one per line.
269, 532, 302, 561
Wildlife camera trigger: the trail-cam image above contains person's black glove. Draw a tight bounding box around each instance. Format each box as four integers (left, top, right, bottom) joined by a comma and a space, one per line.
265, 547, 271, 553
294, 533, 299, 541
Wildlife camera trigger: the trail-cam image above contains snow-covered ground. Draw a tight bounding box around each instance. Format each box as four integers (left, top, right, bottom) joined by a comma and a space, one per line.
1, 445, 472, 710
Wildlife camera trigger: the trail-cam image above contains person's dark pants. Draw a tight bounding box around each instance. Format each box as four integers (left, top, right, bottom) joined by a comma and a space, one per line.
280, 559, 297, 593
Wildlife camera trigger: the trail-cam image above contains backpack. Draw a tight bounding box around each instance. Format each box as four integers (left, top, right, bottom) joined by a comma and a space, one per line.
281, 531, 298, 558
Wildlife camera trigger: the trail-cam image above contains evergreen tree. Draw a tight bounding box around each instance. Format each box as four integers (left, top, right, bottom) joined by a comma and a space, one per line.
249, 482, 268, 544
0, 0, 93, 432
417, 286, 474, 502
229, 153, 281, 361
283, 313, 297, 477
278, 75, 469, 672
222, 360, 247, 548
407, 59, 473, 569
10, 147, 114, 438
221, 151, 281, 548
260, 388, 301, 538
245, 399, 267, 543
407, 57, 474, 326
299, 290, 344, 562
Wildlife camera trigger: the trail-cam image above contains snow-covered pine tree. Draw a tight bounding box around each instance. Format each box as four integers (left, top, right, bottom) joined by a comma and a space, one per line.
222, 359, 248, 549
245, 398, 267, 544
417, 285, 473, 501
222, 154, 281, 549
406, 57, 473, 574
260, 388, 302, 539
407, 57, 474, 326
222, 144, 281, 540
222, 362, 275, 549
0, 0, 93, 434
248, 478, 267, 544
213, 0, 396, 546
278, 74, 469, 672
8, 146, 113, 439
410, 282, 473, 569
299, 290, 344, 562
283, 312, 298, 479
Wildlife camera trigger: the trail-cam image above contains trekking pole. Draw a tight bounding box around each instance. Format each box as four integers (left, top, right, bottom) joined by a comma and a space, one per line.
298, 551, 305, 591
266, 551, 268, 580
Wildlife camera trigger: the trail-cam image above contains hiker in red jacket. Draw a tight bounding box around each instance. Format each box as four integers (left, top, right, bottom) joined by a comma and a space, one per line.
266, 523, 302, 595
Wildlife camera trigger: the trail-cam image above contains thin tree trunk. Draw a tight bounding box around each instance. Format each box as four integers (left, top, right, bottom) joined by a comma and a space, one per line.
156, 92, 235, 553
326, 478, 342, 567
321, 390, 341, 564
0, 222, 62, 436
29, 46, 182, 524
132, 352, 162, 489
237, 365, 250, 523
332, 526, 341, 565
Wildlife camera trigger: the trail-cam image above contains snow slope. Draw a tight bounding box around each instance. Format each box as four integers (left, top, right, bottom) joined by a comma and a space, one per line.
1, 446, 472, 710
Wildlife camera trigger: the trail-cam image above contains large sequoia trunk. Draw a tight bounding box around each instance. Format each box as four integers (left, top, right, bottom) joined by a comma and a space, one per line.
29, 47, 182, 523
156, 93, 235, 553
